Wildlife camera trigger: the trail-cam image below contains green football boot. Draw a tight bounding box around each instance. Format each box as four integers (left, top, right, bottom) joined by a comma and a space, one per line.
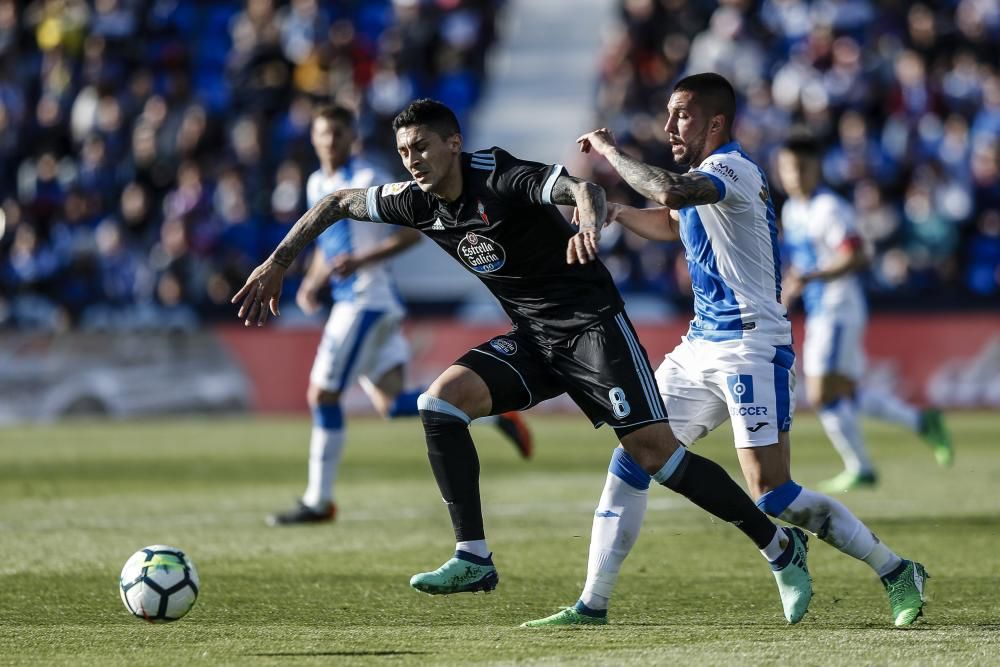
817, 469, 878, 494
771, 527, 813, 624
410, 551, 499, 595
919, 409, 954, 467
520, 603, 608, 628
882, 560, 929, 627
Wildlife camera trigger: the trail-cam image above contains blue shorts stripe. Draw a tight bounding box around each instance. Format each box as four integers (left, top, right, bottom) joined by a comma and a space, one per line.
825, 324, 843, 373
617, 313, 666, 420
615, 314, 665, 420
774, 362, 791, 432
336, 309, 384, 389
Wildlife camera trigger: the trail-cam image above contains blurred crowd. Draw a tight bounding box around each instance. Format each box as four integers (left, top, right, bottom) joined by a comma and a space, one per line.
584, 0, 1000, 307
0, 0, 500, 330
3, 0, 998, 332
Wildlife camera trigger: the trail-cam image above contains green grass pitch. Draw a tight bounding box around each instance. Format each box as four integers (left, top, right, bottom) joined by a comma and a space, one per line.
1, 413, 998, 666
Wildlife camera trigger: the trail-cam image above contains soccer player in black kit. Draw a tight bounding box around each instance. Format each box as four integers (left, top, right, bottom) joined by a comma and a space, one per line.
233, 99, 811, 620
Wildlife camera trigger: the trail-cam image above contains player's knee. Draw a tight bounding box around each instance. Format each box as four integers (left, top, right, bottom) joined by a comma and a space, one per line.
425, 369, 490, 417
417, 393, 471, 426
619, 422, 679, 475
307, 384, 341, 407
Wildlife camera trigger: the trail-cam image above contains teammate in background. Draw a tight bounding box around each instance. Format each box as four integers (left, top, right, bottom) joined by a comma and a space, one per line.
268, 104, 533, 527
524, 73, 928, 628
235, 98, 814, 624
777, 135, 953, 493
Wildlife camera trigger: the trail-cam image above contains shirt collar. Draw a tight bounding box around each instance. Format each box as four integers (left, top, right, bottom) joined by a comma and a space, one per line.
710, 141, 741, 156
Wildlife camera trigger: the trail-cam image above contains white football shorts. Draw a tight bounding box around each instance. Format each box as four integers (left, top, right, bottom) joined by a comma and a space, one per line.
655, 336, 796, 448
310, 302, 410, 392
802, 315, 865, 380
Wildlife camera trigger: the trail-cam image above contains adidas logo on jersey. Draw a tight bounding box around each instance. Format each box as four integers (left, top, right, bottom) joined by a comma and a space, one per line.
430, 218, 445, 231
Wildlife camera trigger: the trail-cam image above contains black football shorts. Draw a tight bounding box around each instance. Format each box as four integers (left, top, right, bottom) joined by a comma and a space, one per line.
454, 311, 668, 435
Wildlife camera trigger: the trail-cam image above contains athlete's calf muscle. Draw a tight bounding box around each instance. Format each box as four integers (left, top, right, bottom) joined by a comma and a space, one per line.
619, 422, 682, 474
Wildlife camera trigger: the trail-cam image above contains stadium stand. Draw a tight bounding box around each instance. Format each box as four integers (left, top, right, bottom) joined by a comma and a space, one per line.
0, 0, 997, 333
581, 0, 1000, 309
0, 0, 501, 330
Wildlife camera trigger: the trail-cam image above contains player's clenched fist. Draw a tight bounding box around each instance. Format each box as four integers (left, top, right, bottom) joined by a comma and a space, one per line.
576, 128, 617, 156
231, 259, 286, 327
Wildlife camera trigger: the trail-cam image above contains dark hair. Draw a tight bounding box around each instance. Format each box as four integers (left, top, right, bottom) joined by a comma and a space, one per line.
391, 98, 461, 139
313, 104, 356, 128
782, 130, 823, 158
673, 72, 736, 131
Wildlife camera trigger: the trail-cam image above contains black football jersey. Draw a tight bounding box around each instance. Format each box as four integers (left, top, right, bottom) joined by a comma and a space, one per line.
365, 148, 624, 340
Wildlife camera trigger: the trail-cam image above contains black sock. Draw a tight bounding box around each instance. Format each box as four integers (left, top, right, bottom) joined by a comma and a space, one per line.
660, 449, 776, 548
420, 409, 484, 542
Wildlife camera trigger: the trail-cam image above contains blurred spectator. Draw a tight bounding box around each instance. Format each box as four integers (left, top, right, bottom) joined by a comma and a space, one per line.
0, 0, 504, 329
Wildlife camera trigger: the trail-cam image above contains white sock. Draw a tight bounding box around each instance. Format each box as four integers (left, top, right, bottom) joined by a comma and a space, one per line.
778, 486, 902, 577
301, 425, 345, 508
819, 398, 875, 475
858, 387, 921, 432
473, 415, 498, 426
579, 470, 649, 610
759, 527, 786, 562
456, 540, 490, 558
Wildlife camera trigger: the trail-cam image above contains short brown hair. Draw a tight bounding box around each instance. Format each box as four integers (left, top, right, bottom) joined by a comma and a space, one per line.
673, 73, 737, 132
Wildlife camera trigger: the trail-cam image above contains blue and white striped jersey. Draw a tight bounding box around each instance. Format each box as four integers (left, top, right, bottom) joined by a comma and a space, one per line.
307, 157, 402, 310
781, 188, 866, 322
678, 141, 791, 345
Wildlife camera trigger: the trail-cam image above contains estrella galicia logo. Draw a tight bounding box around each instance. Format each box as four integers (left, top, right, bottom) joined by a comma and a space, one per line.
726, 374, 754, 404
458, 232, 506, 273
489, 337, 517, 355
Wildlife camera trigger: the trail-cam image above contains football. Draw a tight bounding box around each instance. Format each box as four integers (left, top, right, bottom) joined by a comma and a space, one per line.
119, 545, 200, 623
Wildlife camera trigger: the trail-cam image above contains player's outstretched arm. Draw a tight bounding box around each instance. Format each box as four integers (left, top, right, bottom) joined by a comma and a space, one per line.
550, 174, 607, 264
231, 187, 372, 326
611, 205, 680, 241
332, 227, 422, 279
577, 128, 721, 209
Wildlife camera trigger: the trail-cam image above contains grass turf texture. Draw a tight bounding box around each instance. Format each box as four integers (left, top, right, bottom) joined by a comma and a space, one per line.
1, 413, 998, 666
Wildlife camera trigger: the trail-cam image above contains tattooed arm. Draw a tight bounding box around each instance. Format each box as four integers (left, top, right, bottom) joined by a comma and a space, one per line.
549, 174, 607, 264
232, 188, 371, 326
271, 188, 372, 268
577, 128, 721, 209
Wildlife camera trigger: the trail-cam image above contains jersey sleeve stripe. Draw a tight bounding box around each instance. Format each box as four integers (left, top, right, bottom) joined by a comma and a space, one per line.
694, 169, 727, 200
365, 186, 383, 223
541, 164, 565, 205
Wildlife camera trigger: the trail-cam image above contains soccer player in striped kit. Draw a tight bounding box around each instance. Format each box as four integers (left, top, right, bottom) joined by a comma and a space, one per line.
777, 134, 953, 493
524, 74, 929, 628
